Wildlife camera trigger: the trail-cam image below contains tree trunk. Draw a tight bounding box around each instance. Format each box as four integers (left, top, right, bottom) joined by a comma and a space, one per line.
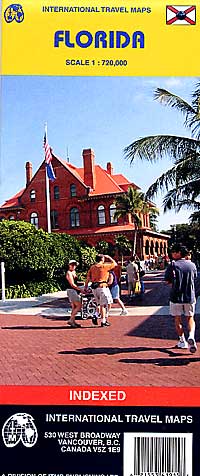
133, 227, 137, 256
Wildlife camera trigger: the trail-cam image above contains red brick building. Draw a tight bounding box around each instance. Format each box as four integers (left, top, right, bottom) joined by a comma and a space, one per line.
0, 148, 168, 258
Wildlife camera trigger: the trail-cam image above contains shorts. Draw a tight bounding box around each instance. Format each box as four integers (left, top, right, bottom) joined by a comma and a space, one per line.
110, 284, 120, 300
92, 287, 113, 306
67, 289, 81, 303
170, 301, 196, 317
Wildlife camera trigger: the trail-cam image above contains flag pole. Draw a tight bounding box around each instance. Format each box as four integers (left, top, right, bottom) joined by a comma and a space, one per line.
44, 123, 51, 233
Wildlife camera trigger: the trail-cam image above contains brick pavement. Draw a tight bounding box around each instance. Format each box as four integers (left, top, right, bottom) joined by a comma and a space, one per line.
0, 271, 200, 386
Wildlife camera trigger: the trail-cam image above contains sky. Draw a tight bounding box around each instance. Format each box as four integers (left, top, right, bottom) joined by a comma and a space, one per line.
0, 75, 198, 230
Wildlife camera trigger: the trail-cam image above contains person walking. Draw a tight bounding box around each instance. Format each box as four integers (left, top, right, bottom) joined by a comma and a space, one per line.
66, 259, 84, 328
114, 263, 122, 297
108, 270, 128, 315
126, 259, 139, 299
165, 244, 197, 353
84, 254, 117, 327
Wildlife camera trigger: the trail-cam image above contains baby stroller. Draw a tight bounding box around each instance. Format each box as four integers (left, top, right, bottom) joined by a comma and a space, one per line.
80, 289, 98, 320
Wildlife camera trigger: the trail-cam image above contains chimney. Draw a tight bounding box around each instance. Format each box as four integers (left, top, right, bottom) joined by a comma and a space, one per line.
26, 162, 32, 186
107, 162, 113, 175
82, 149, 96, 190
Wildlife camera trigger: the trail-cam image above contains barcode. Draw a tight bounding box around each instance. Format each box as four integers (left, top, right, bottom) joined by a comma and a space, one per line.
124, 433, 192, 476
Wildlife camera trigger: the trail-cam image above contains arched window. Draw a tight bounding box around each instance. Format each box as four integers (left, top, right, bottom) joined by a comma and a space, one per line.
30, 190, 36, 202
9, 215, 15, 220
155, 241, 159, 254
150, 240, 154, 255
109, 204, 117, 224
54, 186, 59, 200
145, 240, 149, 255
70, 184, 76, 197
51, 210, 59, 229
30, 212, 39, 229
160, 242, 163, 254
70, 207, 80, 227
98, 205, 106, 225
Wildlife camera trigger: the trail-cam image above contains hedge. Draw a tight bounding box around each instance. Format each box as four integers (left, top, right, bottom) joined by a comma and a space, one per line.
3, 279, 63, 299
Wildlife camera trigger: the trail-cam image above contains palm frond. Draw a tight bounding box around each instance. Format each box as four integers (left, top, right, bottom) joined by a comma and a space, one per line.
189, 208, 200, 223
154, 88, 196, 117
191, 82, 200, 111
185, 82, 200, 137
163, 188, 200, 213
176, 179, 200, 201
145, 164, 180, 199
149, 205, 160, 216
114, 187, 146, 226
175, 151, 200, 166
124, 135, 199, 163
155, 87, 200, 138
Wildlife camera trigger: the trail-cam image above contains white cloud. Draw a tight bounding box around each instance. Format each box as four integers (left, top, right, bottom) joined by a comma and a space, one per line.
163, 77, 183, 88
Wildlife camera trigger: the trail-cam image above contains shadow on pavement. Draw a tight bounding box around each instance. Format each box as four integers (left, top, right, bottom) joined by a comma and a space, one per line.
1, 322, 95, 330
119, 357, 200, 367
127, 312, 200, 342
1, 325, 69, 330
58, 346, 184, 357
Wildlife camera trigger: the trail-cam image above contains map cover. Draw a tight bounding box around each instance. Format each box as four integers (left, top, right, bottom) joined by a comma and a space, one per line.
0, 0, 200, 474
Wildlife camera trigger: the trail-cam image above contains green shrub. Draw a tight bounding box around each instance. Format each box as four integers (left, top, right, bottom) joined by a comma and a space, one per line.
3, 279, 62, 299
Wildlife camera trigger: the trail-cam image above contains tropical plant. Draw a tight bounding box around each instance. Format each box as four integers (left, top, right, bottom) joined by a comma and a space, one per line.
124, 83, 200, 219
114, 234, 132, 265
161, 223, 200, 264
149, 211, 159, 231
114, 187, 158, 255
96, 240, 109, 254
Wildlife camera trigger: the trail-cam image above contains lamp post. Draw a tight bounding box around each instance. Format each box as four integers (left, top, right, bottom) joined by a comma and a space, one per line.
1, 261, 5, 302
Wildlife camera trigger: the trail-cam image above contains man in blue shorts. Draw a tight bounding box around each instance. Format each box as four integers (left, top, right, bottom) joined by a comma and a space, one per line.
165, 244, 197, 353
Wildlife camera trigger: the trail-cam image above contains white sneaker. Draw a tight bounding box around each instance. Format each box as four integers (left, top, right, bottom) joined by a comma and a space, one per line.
188, 337, 197, 354
177, 340, 188, 349
120, 309, 128, 315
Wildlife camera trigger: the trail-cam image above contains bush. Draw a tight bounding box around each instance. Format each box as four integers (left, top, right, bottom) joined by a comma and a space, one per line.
0, 220, 81, 280
3, 279, 63, 299
0, 221, 98, 298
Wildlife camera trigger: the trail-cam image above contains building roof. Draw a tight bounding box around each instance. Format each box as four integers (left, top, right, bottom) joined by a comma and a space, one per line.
0, 189, 24, 210
0, 151, 139, 209
66, 223, 136, 236
66, 225, 170, 240
59, 160, 137, 196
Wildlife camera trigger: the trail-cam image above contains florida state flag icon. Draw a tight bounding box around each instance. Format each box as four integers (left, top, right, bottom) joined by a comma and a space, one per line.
166, 5, 196, 24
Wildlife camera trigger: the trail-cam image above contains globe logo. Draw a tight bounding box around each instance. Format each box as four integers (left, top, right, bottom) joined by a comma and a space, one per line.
4, 4, 24, 23
176, 11, 186, 20
2, 413, 38, 448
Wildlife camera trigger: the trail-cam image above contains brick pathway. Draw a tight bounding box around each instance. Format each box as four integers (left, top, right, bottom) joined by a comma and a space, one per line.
0, 271, 200, 386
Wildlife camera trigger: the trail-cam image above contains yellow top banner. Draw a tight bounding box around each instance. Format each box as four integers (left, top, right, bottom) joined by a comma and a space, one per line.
1, 0, 199, 75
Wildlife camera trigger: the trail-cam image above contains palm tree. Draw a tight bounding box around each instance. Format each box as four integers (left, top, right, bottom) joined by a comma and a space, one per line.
124, 83, 200, 219
114, 187, 159, 255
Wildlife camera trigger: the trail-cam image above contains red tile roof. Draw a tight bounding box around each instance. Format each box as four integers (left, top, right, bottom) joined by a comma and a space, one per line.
0, 189, 24, 209
66, 224, 136, 235
113, 174, 140, 190
58, 159, 136, 196
57, 158, 87, 188
0, 153, 140, 209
